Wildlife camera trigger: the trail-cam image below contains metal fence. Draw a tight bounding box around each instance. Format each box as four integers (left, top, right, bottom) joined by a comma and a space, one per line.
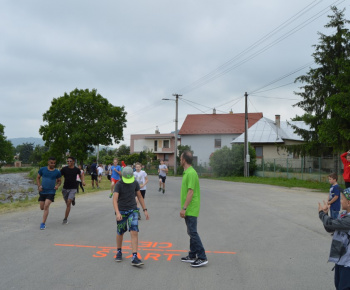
255, 156, 344, 184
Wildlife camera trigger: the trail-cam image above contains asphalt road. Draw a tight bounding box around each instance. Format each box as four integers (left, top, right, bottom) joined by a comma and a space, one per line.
0, 175, 335, 290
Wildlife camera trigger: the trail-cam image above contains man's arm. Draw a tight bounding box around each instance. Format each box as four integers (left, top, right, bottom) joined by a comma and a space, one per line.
55, 177, 62, 190
136, 190, 149, 220
36, 174, 42, 192
180, 189, 194, 218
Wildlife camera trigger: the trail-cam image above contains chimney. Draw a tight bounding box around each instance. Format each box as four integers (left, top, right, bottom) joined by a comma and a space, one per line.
155, 126, 160, 134
213, 108, 216, 114
229, 109, 233, 114
275, 115, 280, 128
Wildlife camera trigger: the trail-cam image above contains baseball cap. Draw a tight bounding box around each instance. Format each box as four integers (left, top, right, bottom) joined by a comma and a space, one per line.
343, 188, 350, 200
122, 166, 135, 184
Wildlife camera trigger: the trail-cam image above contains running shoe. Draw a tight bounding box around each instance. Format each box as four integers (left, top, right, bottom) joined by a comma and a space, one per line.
191, 258, 208, 267
131, 256, 144, 266
40, 223, 46, 230
181, 256, 196, 263
115, 252, 122, 262
158, 188, 161, 192
109, 193, 113, 198
62, 219, 68, 224
163, 189, 165, 194
72, 198, 75, 206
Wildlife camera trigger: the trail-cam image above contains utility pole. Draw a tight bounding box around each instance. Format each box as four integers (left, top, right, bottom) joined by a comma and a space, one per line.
172, 94, 181, 176
244, 92, 250, 177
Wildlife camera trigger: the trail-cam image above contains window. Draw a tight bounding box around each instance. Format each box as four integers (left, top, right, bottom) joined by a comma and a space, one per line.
163, 140, 170, 148
214, 139, 221, 148
154, 140, 158, 152
164, 154, 169, 161
255, 146, 263, 158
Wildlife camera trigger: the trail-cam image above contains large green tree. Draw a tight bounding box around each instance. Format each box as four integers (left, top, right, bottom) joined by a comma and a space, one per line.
16, 143, 34, 163
39, 88, 127, 164
0, 124, 14, 166
292, 7, 350, 155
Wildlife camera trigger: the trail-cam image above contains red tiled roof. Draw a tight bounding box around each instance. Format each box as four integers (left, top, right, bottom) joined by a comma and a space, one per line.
179, 113, 263, 135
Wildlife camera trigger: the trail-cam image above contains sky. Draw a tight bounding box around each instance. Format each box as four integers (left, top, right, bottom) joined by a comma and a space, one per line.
1, 0, 349, 147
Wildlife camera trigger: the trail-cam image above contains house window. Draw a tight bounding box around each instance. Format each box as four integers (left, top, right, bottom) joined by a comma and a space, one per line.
154, 140, 158, 152
163, 140, 170, 148
164, 154, 169, 161
214, 139, 221, 148
255, 146, 263, 158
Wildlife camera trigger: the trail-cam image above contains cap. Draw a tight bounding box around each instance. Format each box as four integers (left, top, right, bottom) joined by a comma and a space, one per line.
122, 166, 135, 184
343, 188, 350, 200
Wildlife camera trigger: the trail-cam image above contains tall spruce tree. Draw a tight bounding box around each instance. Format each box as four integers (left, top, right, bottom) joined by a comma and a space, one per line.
292, 6, 350, 155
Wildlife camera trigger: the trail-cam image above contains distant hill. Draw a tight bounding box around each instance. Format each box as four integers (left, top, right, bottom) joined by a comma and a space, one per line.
9, 137, 45, 147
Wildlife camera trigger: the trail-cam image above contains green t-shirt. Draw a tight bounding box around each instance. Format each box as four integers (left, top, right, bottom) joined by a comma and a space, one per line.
181, 166, 200, 217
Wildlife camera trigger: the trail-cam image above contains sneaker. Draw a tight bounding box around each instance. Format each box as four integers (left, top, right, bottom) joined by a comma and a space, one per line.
40, 223, 46, 230
181, 256, 196, 263
163, 189, 165, 194
191, 258, 208, 267
131, 256, 144, 267
109, 193, 113, 198
115, 252, 122, 262
158, 188, 161, 192
62, 219, 68, 225
72, 198, 75, 206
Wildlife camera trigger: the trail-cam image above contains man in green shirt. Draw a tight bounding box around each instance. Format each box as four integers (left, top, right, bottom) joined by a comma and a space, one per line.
179, 150, 208, 267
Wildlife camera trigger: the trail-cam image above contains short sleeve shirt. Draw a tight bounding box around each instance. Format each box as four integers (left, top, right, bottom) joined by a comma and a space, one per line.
111, 165, 121, 180
181, 166, 200, 217
159, 165, 167, 177
329, 184, 341, 211
38, 167, 61, 194
61, 166, 81, 189
115, 180, 140, 211
134, 170, 147, 190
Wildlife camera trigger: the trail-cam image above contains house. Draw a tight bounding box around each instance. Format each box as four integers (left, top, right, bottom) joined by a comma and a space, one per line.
231, 115, 310, 160
179, 112, 263, 166
130, 128, 179, 167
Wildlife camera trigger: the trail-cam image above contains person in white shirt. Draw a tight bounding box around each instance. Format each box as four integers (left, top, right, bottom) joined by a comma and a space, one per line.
98, 164, 104, 183
158, 160, 168, 194
134, 162, 148, 220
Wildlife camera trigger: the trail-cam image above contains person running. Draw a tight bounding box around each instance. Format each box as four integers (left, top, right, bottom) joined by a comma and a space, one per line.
341, 151, 350, 188
60, 156, 85, 224
36, 157, 61, 230
134, 162, 149, 220
112, 166, 149, 266
179, 150, 208, 267
158, 159, 168, 194
98, 164, 104, 183
76, 164, 85, 193
90, 160, 99, 189
110, 158, 121, 198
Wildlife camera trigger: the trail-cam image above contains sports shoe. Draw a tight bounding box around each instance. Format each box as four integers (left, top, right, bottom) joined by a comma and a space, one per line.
131, 256, 144, 266
191, 258, 208, 267
40, 223, 46, 230
72, 198, 75, 206
181, 256, 196, 263
115, 252, 122, 262
109, 193, 113, 198
163, 189, 165, 194
158, 188, 161, 192
62, 219, 68, 224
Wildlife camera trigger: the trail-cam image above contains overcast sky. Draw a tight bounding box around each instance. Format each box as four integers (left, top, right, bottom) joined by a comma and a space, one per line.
1, 0, 348, 147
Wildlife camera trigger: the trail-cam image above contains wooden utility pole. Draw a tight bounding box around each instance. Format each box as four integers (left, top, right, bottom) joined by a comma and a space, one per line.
244, 92, 250, 177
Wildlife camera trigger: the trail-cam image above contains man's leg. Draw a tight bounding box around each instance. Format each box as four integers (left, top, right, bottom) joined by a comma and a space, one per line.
116, 233, 124, 248
185, 216, 207, 260
130, 231, 138, 253
64, 199, 72, 220
42, 199, 52, 224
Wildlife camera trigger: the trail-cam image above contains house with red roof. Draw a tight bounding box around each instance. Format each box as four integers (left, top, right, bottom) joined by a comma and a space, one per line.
179, 112, 263, 166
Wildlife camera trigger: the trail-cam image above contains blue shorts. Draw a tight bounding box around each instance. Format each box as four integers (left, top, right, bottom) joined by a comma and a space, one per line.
117, 209, 139, 235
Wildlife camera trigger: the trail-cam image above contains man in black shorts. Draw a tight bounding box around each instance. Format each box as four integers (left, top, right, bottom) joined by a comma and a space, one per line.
36, 157, 62, 230
90, 160, 99, 189
60, 156, 85, 224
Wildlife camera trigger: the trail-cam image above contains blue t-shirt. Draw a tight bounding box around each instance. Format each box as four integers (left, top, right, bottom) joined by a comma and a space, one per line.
111, 165, 121, 180
38, 167, 61, 194
329, 184, 341, 211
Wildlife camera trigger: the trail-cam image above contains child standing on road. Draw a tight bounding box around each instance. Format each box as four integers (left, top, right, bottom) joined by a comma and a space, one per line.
328, 173, 341, 219
318, 188, 350, 290
134, 162, 149, 220
112, 166, 149, 266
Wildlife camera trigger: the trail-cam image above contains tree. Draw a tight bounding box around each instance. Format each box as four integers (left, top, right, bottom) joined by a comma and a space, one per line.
0, 124, 14, 166
39, 88, 127, 164
292, 7, 350, 155
209, 144, 256, 177
16, 143, 34, 163
30, 145, 49, 166
117, 144, 130, 156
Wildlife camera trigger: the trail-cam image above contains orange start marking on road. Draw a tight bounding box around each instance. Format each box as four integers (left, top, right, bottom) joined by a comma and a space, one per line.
55, 241, 236, 261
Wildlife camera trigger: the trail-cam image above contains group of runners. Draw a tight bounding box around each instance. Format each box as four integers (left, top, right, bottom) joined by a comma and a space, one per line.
36, 152, 208, 267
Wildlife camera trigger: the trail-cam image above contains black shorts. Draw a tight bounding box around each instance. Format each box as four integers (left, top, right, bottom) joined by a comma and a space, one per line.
38, 194, 55, 202
140, 190, 146, 199
159, 175, 166, 183
91, 174, 98, 181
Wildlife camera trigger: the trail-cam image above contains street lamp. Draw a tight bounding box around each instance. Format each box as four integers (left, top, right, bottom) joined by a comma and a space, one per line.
162, 94, 181, 176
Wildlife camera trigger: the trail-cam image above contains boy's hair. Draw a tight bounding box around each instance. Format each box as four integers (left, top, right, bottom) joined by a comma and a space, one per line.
135, 162, 142, 166
48, 157, 56, 161
67, 156, 75, 161
328, 173, 338, 180
182, 150, 193, 165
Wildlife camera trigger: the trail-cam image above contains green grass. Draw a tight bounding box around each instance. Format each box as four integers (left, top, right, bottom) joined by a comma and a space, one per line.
0, 167, 35, 174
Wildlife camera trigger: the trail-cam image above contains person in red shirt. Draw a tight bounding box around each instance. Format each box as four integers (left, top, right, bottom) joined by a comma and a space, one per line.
340, 151, 350, 188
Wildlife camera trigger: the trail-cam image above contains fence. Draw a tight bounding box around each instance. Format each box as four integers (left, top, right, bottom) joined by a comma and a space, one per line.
255, 156, 344, 184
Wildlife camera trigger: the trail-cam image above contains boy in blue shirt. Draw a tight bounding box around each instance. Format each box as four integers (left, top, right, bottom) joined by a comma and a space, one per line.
36, 157, 61, 230
327, 173, 341, 219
